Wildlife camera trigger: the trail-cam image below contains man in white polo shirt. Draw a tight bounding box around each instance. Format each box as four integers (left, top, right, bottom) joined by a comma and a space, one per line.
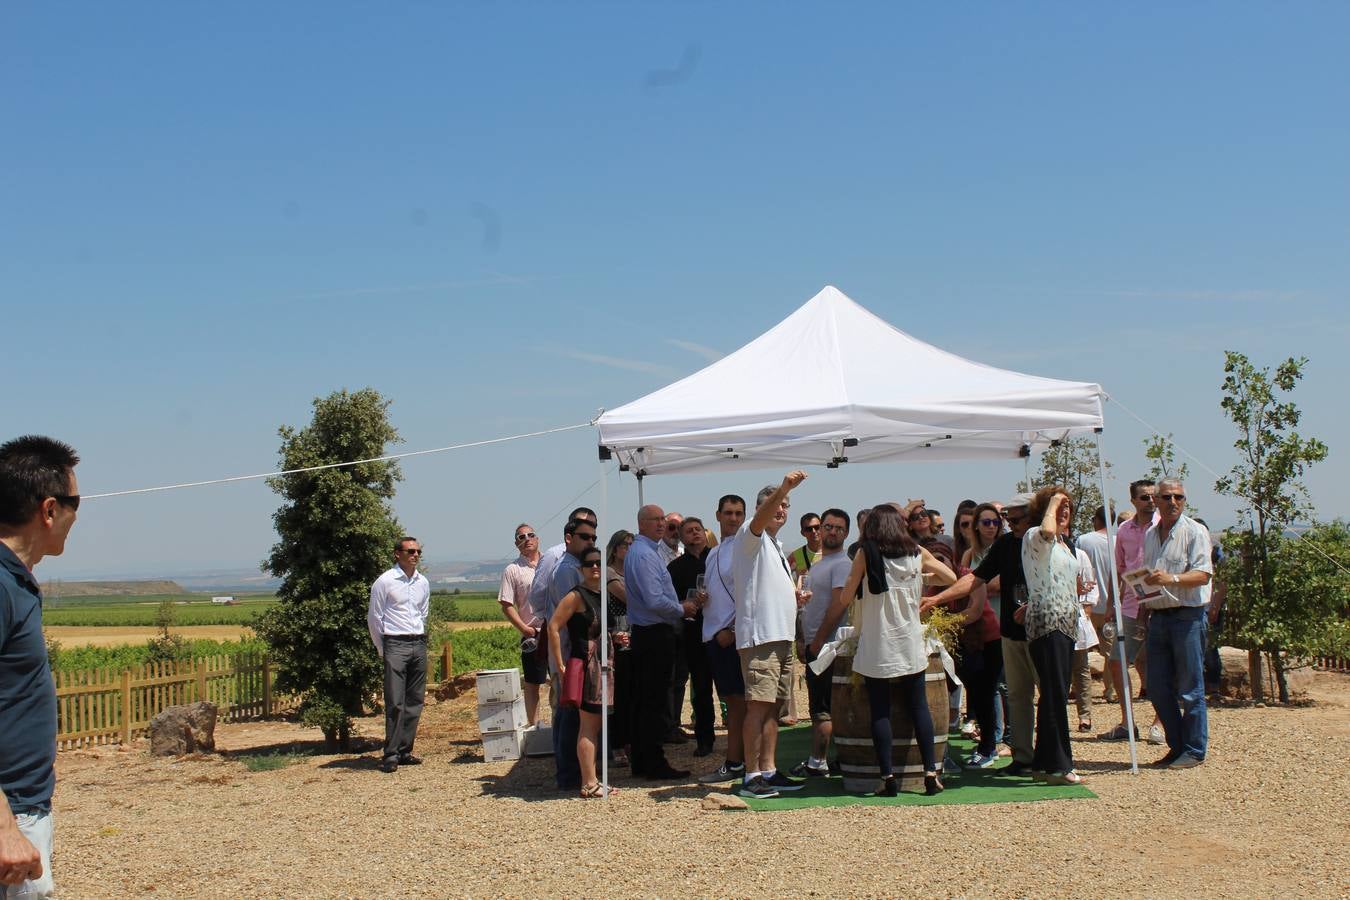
733, 471, 810, 799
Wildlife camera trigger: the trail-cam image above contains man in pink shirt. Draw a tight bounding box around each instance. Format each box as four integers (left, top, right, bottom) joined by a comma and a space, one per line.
1100, 479, 1161, 742
499, 523, 544, 724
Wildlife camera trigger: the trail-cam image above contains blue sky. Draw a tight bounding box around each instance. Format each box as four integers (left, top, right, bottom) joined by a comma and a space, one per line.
5, 3, 1346, 579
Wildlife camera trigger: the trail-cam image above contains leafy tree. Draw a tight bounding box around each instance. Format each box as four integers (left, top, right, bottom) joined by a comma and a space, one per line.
1214, 352, 1329, 702
1143, 433, 1196, 515
254, 388, 404, 750
1017, 437, 1109, 536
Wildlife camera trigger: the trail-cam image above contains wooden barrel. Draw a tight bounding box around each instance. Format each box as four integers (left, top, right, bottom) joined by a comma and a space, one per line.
831, 651, 948, 793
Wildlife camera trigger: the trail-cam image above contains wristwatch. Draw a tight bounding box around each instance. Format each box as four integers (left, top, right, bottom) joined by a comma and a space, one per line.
1171, 574, 1180, 585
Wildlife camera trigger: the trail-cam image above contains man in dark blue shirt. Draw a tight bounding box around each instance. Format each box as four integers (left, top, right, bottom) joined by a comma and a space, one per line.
1, 435, 80, 897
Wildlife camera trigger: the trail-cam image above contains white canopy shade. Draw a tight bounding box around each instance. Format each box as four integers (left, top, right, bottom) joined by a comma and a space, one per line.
597, 285, 1106, 475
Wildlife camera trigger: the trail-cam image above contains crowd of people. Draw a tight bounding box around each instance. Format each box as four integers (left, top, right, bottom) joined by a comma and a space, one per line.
496, 472, 1222, 800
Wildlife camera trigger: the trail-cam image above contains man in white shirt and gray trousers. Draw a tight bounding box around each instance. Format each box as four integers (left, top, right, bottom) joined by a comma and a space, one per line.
368, 536, 431, 774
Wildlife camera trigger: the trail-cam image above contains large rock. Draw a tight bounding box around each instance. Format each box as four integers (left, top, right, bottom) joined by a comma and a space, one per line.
1215, 648, 1314, 700
149, 701, 218, 756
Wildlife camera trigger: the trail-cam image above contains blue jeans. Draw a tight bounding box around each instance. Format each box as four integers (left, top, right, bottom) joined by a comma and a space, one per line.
550, 673, 581, 789
1146, 606, 1208, 760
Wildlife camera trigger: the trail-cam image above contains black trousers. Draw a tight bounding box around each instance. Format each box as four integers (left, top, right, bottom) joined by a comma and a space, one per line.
670, 617, 715, 746
958, 638, 1004, 757
1028, 630, 1075, 774
610, 644, 633, 750
382, 635, 427, 759
630, 622, 677, 774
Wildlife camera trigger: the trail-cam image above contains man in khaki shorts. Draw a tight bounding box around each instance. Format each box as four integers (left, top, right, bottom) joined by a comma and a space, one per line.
732, 471, 811, 799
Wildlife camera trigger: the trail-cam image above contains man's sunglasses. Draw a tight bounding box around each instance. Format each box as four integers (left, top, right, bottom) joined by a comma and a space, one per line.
398, 548, 422, 555
574, 533, 597, 542
53, 494, 81, 511
514, 532, 537, 543
802, 524, 821, 532
1157, 493, 1186, 503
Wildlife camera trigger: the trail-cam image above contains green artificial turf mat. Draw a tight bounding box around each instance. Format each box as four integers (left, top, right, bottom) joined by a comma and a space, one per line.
734, 724, 1096, 811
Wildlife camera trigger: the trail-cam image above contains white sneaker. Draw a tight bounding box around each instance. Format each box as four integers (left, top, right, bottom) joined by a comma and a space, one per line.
1148, 724, 1165, 745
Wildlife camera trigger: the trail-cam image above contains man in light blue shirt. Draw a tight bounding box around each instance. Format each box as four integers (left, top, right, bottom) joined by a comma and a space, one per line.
625, 504, 697, 780
1141, 478, 1213, 770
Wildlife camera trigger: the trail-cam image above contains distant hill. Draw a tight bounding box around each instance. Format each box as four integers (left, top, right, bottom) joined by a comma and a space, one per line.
40, 579, 185, 597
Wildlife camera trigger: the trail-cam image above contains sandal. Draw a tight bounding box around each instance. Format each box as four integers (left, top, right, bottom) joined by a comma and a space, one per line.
1078, 719, 1093, 733
873, 776, 898, 797
580, 782, 617, 799
924, 771, 944, 796
1044, 770, 1086, 786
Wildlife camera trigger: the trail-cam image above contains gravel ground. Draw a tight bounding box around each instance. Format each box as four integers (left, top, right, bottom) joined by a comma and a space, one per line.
53, 671, 1350, 898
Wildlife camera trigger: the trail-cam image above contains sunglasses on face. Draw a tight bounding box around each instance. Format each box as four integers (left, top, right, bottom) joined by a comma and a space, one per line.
1157, 493, 1186, 503
574, 533, 597, 542
978, 518, 1001, 527
53, 494, 81, 511
802, 524, 821, 532
581, 559, 602, 569
398, 548, 421, 555
515, 532, 536, 543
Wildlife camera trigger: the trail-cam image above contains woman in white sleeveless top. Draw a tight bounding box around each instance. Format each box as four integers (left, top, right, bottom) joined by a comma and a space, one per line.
810, 504, 956, 796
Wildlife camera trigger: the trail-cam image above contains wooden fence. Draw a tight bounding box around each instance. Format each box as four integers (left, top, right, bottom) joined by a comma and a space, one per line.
55, 653, 297, 750
1312, 655, 1349, 673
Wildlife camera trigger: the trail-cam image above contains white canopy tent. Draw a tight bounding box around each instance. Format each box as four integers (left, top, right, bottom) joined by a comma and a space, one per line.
597, 286, 1106, 475
587, 285, 1138, 791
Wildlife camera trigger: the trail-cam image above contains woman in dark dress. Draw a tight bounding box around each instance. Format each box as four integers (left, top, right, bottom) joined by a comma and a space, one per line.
548, 547, 619, 798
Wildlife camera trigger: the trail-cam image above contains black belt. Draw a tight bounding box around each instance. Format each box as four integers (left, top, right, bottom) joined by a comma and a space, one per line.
384, 633, 427, 642
1151, 605, 1199, 615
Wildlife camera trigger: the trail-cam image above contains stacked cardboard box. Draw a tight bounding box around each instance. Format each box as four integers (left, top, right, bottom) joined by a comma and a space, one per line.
476, 669, 527, 762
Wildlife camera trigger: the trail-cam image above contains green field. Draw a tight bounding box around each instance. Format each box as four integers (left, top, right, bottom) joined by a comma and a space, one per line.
43, 596, 278, 627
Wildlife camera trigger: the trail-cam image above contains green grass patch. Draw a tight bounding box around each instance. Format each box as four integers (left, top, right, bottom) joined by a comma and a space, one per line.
43, 598, 276, 627
431, 625, 521, 677
240, 751, 308, 772
48, 638, 269, 673
430, 595, 504, 624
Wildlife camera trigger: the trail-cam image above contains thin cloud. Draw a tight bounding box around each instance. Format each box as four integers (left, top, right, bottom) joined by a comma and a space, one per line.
667, 339, 724, 362
1092, 288, 1304, 303
563, 350, 680, 377
286, 273, 556, 303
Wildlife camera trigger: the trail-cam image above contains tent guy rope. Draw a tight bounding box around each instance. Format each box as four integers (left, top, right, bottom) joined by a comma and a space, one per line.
81, 421, 594, 500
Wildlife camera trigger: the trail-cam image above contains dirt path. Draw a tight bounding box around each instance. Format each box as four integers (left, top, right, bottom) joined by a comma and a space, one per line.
45, 620, 506, 648
52, 671, 1350, 898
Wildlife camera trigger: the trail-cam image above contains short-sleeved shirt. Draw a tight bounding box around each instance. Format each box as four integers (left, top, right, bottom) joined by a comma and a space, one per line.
1075, 530, 1114, 615
1114, 517, 1153, 617
1021, 527, 1081, 642
701, 539, 737, 642
801, 550, 852, 643
526, 543, 566, 630
972, 531, 1030, 641
1, 543, 57, 814
497, 555, 538, 621
731, 523, 797, 649
788, 545, 823, 577
1142, 515, 1213, 609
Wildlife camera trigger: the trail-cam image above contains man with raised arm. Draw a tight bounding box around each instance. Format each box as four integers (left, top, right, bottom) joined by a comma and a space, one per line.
732, 471, 811, 799
1, 436, 80, 898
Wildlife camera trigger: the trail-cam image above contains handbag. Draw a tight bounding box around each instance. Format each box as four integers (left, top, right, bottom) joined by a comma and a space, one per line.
560, 655, 586, 709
